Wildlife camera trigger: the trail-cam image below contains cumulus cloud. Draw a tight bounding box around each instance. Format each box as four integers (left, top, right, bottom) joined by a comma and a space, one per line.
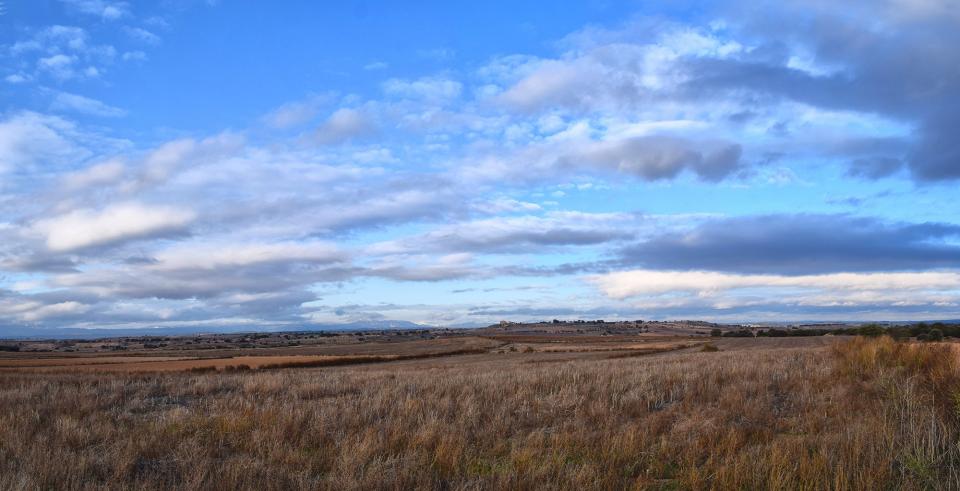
32, 202, 196, 252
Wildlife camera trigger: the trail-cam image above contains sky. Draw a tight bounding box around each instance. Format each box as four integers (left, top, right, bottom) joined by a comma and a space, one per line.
1, 0, 959, 334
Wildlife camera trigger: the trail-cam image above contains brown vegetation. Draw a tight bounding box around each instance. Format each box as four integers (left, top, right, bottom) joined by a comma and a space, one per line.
1, 336, 958, 489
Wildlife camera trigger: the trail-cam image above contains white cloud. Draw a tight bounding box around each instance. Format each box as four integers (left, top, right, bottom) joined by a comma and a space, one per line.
589, 269, 960, 299
50, 91, 127, 118
121, 50, 147, 62
38, 54, 78, 79
0, 112, 89, 172
417, 48, 455, 61
364, 61, 389, 70
262, 94, 330, 129
60, 0, 129, 20
124, 27, 161, 45
472, 197, 542, 214
152, 241, 346, 270
4, 73, 30, 84
19, 301, 90, 321
61, 159, 126, 190
383, 76, 463, 103
367, 211, 636, 255
313, 108, 377, 145
33, 201, 196, 252
127, 132, 243, 191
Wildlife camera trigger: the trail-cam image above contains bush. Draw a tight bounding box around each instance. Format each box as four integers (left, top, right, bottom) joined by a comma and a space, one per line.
722, 329, 754, 338
701, 343, 720, 352
710, 329, 722, 337
857, 324, 886, 337
928, 329, 944, 342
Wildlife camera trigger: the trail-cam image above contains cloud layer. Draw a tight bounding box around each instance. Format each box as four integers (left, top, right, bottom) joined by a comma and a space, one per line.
1, 0, 959, 332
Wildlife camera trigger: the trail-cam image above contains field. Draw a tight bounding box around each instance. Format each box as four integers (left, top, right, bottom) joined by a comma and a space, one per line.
1, 327, 959, 489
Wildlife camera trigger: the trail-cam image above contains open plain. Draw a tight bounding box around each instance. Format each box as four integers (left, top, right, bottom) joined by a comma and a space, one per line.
2, 325, 958, 490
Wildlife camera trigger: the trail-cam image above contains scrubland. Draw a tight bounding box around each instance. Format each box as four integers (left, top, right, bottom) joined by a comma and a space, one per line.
1, 336, 959, 490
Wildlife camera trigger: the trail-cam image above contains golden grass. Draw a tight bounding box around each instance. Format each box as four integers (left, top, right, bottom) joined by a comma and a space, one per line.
1, 338, 959, 489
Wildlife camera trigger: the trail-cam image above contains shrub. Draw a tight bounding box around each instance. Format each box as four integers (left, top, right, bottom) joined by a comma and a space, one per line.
928, 329, 944, 342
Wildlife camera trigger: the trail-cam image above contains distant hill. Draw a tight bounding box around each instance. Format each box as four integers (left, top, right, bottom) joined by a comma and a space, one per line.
0, 320, 429, 340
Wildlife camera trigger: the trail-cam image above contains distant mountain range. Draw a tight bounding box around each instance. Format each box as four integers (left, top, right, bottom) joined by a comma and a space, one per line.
0, 320, 429, 340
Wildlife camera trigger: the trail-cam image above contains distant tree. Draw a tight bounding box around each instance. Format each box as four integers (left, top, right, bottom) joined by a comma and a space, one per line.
710, 328, 722, 337
928, 328, 944, 342
552, 319, 561, 324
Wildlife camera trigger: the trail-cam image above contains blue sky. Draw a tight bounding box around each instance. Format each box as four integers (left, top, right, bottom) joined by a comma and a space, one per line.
1, 0, 959, 333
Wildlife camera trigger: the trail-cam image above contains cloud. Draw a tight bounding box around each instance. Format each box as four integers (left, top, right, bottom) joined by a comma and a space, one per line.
50, 240, 353, 301
5, 73, 31, 84
152, 241, 345, 270
368, 212, 637, 255
50, 91, 127, 118
383, 76, 463, 103
417, 48, 455, 61
588, 269, 960, 300
364, 61, 388, 71
124, 27, 161, 45
618, 214, 960, 275
0, 112, 91, 172
32, 202, 196, 252
60, 159, 126, 189
262, 94, 330, 129
38, 54, 79, 79
846, 157, 903, 179
127, 132, 244, 191
121, 50, 147, 62
674, 1, 960, 181
60, 0, 129, 20
14, 25, 89, 54
365, 253, 478, 282
312, 108, 377, 145
566, 136, 743, 181
498, 59, 607, 111
10, 25, 118, 82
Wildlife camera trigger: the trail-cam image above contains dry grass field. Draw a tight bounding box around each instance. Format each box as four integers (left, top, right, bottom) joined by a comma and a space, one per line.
1, 333, 959, 489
